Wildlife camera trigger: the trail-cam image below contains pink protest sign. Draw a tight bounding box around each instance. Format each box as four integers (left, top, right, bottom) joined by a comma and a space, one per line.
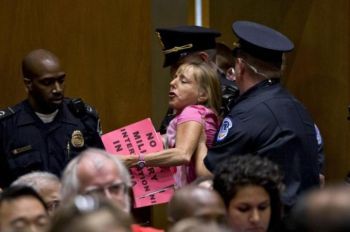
101, 118, 174, 208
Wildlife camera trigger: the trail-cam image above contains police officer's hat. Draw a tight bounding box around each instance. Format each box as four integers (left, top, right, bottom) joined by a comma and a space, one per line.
232, 21, 294, 67
156, 26, 221, 67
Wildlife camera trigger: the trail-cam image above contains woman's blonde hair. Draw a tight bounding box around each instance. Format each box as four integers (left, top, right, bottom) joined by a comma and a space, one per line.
175, 62, 222, 115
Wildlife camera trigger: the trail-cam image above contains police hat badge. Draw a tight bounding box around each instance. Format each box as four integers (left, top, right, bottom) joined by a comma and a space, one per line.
156, 25, 221, 67
71, 130, 85, 148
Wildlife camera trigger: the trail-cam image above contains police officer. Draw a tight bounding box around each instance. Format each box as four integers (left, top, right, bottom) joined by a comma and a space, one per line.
0, 49, 104, 187
155, 25, 239, 134
203, 21, 321, 207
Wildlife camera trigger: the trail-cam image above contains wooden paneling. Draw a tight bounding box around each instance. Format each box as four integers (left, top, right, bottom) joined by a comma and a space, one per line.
151, 0, 189, 130
151, 0, 189, 229
210, 0, 350, 182
0, 0, 151, 132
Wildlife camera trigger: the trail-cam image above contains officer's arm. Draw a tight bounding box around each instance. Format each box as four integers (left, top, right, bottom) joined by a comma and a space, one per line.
204, 118, 251, 172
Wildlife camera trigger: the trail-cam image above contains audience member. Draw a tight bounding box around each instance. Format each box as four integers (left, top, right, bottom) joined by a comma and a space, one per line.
0, 49, 104, 188
169, 218, 231, 232
191, 176, 214, 189
167, 186, 226, 227
213, 154, 283, 232
287, 185, 350, 232
61, 148, 131, 212
0, 185, 49, 232
202, 20, 321, 207
121, 62, 221, 188
48, 195, 132, 232
11, 171, 61, 215
60, 148, 163, 232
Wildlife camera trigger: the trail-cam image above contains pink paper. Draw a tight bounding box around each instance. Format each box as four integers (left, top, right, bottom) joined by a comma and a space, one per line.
102, 118, 174, 208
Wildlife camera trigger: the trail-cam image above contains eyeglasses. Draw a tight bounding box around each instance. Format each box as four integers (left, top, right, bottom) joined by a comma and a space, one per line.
46, 200, 60, 212
83, 182, 128, 197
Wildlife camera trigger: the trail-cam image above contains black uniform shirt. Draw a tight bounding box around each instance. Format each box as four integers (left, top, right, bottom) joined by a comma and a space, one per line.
0, 99, 104, 187
204, 79, 320, 206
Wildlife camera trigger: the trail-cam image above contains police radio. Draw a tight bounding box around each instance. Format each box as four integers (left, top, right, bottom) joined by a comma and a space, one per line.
221, 85, 239, 116
68, 98, 86, 118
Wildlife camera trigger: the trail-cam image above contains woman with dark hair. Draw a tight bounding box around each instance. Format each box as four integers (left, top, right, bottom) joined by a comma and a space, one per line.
213, 154, 283, 232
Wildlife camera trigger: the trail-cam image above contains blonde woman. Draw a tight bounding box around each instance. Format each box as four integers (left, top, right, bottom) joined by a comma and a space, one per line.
122, 62, 221, 187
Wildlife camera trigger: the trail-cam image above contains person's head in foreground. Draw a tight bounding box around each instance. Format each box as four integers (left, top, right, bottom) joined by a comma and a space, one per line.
213, 154, 283, 232
11, 171, 61, 215
287, 184, 350, 232
169, 217, 231, 232
0, 185, 49, 232
48, 195, 132, 232
167, 185, 226, 227
61, 148, 131, 213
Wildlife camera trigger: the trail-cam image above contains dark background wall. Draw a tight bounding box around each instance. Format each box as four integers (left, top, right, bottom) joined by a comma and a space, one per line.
0, 0, 151, 133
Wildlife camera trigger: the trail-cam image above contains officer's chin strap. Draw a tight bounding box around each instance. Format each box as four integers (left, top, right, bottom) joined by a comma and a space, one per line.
241, 59, 268, 79
240, 58, 282, 81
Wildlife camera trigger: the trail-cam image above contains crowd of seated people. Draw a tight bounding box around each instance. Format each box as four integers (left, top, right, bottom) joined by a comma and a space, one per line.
3, 149, 350, 232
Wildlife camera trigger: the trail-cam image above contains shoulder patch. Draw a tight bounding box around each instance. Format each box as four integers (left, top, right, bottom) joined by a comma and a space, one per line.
0, 107, 15, 121
216, 117, 233, 142
84, 103, 98, 119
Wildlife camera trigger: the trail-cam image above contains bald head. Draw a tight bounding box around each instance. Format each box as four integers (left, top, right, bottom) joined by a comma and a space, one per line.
168, 186, 226, 225
290, 185, 350, 232
76, 152, 121, 190
61, 149, 131, 212
22, 49, 62, 79
21, 49, 66, 113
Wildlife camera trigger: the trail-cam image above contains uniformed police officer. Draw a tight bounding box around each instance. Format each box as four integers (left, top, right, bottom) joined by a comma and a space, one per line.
0, 49, 104, 188
201, 21, 321, 207
156, 25, 239, 134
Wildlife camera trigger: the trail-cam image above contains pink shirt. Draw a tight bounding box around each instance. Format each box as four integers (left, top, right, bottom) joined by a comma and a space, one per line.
166, 105, 220, 187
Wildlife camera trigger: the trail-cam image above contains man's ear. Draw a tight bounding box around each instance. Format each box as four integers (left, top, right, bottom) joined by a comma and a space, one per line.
198, 51, 209, 62
235, 58, 245, 76
23, 78, 32, 92
226, 67, 236, 81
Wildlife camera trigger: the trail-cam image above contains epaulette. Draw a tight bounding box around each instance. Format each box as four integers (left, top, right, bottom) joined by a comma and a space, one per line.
0, 107, 15, 121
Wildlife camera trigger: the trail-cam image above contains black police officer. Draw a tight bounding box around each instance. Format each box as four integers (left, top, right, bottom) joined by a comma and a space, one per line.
0, 49, 104, 187
202, 21, 321, 207
156, 25, 239, 134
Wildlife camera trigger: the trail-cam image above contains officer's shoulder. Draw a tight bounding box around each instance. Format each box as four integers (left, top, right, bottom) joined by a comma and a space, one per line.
0, 104, 20, 122
66, 98, 99, 119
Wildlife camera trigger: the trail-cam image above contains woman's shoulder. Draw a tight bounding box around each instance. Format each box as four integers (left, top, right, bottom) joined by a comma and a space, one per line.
181, 105, 216, 116
177, 105, 218, 124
